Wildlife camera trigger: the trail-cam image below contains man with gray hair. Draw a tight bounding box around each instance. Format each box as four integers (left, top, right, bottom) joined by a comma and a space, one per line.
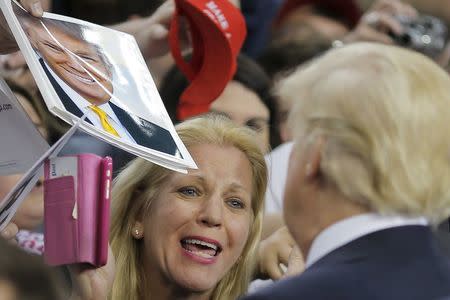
244, 42, 450, 299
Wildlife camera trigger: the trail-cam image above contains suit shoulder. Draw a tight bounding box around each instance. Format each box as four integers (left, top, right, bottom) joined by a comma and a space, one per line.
242, 267, 353, 300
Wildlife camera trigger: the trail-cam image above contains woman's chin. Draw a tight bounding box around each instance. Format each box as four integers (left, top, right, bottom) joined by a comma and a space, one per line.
175, 276, 218, 295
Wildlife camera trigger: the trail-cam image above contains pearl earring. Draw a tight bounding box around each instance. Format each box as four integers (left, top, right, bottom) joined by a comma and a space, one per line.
133, 228, 142, 239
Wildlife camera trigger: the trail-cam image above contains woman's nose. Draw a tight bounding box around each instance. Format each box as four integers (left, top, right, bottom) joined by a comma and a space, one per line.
197, 196, 223, 228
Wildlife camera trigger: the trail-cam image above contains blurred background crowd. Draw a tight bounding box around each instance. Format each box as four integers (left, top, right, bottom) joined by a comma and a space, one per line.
2, 0, 450, 299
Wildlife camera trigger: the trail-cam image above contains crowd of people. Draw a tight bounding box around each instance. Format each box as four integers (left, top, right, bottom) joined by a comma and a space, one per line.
1, 0, 450, 299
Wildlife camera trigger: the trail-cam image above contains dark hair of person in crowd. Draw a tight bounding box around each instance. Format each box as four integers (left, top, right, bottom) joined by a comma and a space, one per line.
258, 38, 331, 79
159, 54, 281, 149
52, 0, 165, 25
0, 238, 64, 300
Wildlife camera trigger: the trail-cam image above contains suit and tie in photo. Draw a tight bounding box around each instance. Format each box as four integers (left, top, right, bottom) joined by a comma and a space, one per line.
40, 58, 179, 157
20, 10, 180, 158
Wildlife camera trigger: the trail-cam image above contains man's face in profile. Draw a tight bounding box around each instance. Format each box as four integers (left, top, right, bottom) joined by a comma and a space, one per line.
26, 23, 113, 106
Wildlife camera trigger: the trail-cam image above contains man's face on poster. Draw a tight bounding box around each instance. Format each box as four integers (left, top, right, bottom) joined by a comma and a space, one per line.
26, 23, 113, 106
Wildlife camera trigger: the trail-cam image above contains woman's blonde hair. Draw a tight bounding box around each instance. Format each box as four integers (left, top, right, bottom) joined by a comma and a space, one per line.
279, 42, 450, 225
110, 115, 267, 300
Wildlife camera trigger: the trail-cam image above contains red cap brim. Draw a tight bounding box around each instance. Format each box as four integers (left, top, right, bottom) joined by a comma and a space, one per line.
169, 0, 246, 120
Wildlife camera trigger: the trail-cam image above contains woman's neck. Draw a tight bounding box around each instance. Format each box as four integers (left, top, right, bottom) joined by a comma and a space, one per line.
148, 289, 212, 300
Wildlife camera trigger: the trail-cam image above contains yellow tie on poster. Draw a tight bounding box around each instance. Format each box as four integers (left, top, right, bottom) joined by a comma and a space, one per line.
89, 105, 120, 137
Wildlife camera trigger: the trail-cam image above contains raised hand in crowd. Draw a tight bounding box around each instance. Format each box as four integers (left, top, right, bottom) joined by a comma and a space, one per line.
0, 221, 19, 244
113, 0, 240, 58
342, 0, 417, 45
16, 0, 45, 16
257, 226, 304, 280
0, 0, 45, 53
112, 0, 178, 59
342, 0, 450, 70
113, 0, 240, 59
69, 246, 115, 300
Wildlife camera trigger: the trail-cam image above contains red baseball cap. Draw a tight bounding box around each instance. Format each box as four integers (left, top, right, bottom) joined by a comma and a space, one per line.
169, 0, 247, 120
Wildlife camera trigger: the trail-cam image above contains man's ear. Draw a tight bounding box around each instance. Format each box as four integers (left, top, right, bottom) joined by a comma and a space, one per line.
304, 135, 326, 180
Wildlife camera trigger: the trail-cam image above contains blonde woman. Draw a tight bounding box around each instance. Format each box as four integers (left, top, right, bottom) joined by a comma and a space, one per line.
244, 43, 450, 300
70, 115, 267, 300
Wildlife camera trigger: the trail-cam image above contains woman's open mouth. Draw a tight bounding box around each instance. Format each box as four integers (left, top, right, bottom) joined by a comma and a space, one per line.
180, 237, 223, 260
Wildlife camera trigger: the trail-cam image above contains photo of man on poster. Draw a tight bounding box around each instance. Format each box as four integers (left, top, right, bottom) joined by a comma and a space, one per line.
15, 7, 179, 156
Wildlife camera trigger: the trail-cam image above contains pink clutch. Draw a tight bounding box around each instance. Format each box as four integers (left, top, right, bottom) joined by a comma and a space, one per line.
43, 153, 113, 267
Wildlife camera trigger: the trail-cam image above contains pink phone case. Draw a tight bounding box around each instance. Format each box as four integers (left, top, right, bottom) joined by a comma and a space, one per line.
96, 157, 113, 266
44, 176, 78, 266
43, 154, 112, 267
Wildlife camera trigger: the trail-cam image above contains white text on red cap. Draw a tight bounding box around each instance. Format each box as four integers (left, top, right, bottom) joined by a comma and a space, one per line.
203, 1, 230, 30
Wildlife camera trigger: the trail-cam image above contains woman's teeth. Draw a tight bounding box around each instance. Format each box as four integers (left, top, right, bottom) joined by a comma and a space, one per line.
181, 238, 221, 257
184, 239, 218, 251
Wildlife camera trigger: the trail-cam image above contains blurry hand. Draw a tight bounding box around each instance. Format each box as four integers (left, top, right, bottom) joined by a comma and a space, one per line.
257, 226, 299, 280
285, 245, 304, 277
342, 0, 417, 45
114, 1, 170, 58
0, 0, 44, 54
139, 0, 177, 58
113, 0, 242, 59
115, 0, 190, 59
12, 189, 44, 230
1, 222, 19, 244
69, 246, 116, 300
0, 51, 27, 71
18, 0, 44, 17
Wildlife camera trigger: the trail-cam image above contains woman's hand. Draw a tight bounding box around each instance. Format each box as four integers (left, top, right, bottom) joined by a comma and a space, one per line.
257, 226, 303, 280
1, 222, 19, 244
69, 246, 116, 300
285, 245, 304, 278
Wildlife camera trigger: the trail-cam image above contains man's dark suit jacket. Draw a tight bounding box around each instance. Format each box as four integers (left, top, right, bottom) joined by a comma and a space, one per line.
40, 59, 179, 156
244, 226, 450, 300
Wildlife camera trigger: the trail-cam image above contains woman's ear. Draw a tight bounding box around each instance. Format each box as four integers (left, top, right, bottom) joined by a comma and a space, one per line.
132, 221, 144, 239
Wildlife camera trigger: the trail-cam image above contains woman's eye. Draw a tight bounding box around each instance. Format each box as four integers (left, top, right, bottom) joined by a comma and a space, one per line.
178, 187, 199, 197
227, 199, 245, 209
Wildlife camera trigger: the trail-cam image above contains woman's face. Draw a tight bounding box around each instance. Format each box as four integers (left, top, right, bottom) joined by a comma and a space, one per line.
26, 24, 113, 106
210, 81, 270, 153
140, 143, 254, 295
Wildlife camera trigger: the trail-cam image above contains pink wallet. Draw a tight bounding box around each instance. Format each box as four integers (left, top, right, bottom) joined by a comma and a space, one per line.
43, 153, 113, 267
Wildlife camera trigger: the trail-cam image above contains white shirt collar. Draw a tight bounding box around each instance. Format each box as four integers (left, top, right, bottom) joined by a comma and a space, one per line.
305, 213, 428, 268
